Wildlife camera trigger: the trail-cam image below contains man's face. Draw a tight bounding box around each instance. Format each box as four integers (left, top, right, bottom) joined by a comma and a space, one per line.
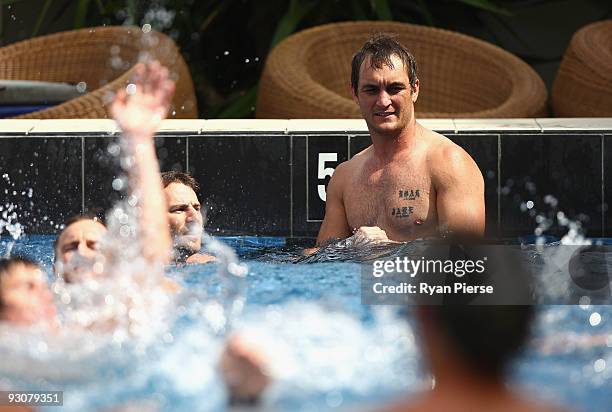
54, 219, 107, 283
0, 264, 57, 326
164, 182, 203, 253
352, 54, 419, 137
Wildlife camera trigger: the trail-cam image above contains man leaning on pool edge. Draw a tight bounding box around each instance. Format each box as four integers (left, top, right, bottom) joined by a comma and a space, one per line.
314, 34, 485, 248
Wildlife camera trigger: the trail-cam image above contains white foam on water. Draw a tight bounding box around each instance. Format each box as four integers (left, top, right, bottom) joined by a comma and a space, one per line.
230, 303, 421, 407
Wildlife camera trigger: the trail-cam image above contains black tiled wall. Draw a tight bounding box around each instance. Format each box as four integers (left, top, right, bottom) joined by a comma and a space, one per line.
188, 135, 290, 235
500, 134, 603, 238
605, 135, 611, 237
0, 129, 608, 239
84, 135, 186, 217
0, 137, 81, 234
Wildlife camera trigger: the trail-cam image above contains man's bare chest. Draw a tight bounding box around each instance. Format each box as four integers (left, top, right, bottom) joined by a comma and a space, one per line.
343, 166, 437, 240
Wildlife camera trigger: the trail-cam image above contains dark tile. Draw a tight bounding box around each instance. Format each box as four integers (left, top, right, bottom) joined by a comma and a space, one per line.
349, 134, 371, 157
447, 134, 499, 238
605, 135, 611, 237
500, 134, 603, 238
189, 135, 290, 236
0, 137, 82, 234
84, 135, 186, 217
292, 135, 350, 237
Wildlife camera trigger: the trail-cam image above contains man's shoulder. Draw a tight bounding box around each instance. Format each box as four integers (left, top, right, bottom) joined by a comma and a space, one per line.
424, 133, 473, 170
420, 128, 482, 184
336, 146, 371, 175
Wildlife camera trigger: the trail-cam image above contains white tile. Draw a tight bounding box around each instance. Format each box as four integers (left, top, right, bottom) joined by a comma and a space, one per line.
536, 118, 612, 132
454, 118, 541, 132
202, 119, 288, 133
419, 119, 456, 132
287, 119, 368, 133
30, 119, 119, 134
0, 119, 40, 134
157, 119, 207, 133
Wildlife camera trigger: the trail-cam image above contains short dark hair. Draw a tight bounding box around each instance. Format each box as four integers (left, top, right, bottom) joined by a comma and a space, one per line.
0, 256, 41, 307
161, 171, 199, 193
429, 305, 533, 378
351, 33, 418, 95
53, 213, 105, 257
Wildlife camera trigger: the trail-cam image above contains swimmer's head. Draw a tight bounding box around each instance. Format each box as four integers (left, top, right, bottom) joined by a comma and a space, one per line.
54, 214, 107, 283
161, 171, 204, 258
0, 256, 57, 326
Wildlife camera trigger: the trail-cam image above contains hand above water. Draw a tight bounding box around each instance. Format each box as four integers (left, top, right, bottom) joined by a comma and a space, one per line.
111, 60, 175, 142
351, 226, 397, 245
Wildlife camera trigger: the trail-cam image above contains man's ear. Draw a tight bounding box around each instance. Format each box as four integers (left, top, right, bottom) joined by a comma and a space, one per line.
411, 78, 420, 103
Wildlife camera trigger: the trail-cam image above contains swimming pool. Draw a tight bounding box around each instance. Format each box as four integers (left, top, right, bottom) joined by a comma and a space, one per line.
0, 235, 610, 411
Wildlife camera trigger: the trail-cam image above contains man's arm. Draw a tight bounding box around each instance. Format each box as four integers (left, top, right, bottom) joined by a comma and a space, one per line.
433, 144, 485, 237
110, 61, 173, 264
308, 163, 352, 252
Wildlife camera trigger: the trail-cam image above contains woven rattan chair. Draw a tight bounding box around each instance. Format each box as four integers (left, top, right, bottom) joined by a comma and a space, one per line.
257, 21, 547, 119
552, 20, 612, 117
0, 26, 198, 119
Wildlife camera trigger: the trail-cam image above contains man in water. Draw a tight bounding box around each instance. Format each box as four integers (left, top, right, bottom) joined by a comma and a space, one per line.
53, 214, 107, 283
161, 171, 215, 264
0, 256, 56, 328
52, 63, 174, 281
315, 34, 485, 247
382, 304, 566, 412
53, 173, 212, 280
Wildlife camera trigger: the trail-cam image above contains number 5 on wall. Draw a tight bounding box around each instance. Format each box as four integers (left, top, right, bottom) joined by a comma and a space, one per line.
317, 153, 338, 201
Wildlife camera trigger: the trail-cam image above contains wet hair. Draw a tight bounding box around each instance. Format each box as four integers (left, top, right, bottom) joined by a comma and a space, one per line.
351, 33, 418, 95
416, 238, 534, 378
53, 212, 105, 258
161, 171, 199, 193
429, 305, 534, 378
0, 256, 41, 307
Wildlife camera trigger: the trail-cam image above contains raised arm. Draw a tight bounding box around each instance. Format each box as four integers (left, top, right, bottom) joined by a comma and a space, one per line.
433, 144, 485, 237
110, 61, 174, 264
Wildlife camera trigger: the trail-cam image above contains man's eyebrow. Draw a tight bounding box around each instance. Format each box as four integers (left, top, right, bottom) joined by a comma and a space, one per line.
360, 83, 378, 89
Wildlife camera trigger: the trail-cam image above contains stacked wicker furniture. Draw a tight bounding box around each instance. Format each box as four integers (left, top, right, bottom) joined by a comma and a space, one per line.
0, 26, 197, 119
257, 21, 547, 119
552, 20, 612, 117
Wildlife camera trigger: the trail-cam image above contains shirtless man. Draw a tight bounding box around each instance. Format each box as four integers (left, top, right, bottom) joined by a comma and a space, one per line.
52, 61, 173, 281
316, 35, 484, 246
54, 172, 213, 279
161, 171, 215, 264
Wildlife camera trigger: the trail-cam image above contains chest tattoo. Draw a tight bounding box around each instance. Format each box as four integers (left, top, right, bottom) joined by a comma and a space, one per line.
398, 189, 420, 200
391, 206, 414, 218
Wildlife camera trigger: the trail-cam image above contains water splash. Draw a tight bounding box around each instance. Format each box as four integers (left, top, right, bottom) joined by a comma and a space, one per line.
0, 174, 27, 257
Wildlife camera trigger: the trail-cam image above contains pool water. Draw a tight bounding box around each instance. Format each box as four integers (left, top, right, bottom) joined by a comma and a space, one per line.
0, 235, 610, 412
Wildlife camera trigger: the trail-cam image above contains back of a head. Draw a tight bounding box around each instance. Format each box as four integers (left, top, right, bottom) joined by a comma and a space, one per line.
418, 238, 534, 378
430, 304, 533, 377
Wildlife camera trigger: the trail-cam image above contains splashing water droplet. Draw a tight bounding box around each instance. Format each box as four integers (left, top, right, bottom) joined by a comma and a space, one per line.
589, 312, 601, 326
126, 83, 137, 95
593, 359, 605, 373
